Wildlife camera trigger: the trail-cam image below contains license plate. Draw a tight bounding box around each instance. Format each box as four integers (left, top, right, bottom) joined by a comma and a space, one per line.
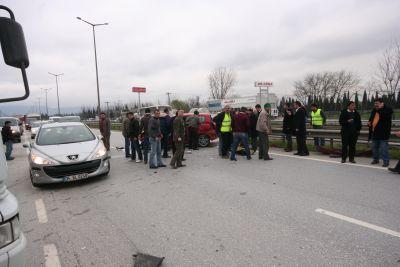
64, 173, 88, 182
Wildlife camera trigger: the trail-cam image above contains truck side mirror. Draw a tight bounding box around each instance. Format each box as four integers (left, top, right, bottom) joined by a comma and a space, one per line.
0, 5, 30, 103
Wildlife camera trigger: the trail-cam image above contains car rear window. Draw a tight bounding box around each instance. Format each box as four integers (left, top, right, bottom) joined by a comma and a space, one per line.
36, 125, 95, 146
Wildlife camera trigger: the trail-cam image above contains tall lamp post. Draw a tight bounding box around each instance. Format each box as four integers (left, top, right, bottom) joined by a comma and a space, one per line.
48, 72, 63, 115
41, 88, 51, 116
77, 16, 108, 115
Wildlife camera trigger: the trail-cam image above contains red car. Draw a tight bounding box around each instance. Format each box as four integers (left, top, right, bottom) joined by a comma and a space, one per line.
183, 113, 217, 147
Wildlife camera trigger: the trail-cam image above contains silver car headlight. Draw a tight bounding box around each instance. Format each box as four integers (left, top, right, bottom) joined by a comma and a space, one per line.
0, 216, 20, 249
31, 151, 57, 165
90, 145, 107, 160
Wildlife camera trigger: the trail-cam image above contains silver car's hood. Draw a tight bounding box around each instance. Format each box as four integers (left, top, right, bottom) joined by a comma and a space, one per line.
35, 139, 100, 163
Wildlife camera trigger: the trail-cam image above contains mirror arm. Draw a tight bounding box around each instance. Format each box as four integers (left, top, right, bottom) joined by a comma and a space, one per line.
0, 63, 30, 103
0, 5, 15, 20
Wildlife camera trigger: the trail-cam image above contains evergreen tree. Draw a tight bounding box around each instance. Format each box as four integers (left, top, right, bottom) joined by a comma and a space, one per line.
354, 92, 359, 109
362, 90, 368, 111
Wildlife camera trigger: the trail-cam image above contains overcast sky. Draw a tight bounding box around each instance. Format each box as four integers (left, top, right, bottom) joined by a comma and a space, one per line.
0, 0, 399, 111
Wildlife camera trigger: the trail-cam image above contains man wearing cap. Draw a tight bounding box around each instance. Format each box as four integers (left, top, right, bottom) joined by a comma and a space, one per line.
256, 104, 273, 160
1, 121, 14, 160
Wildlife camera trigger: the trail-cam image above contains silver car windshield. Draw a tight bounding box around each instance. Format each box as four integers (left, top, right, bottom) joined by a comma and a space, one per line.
36, 125, 95, 145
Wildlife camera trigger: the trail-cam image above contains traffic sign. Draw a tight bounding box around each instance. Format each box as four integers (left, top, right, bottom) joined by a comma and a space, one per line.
254, 81, 273, 87
132, 87, 146, 93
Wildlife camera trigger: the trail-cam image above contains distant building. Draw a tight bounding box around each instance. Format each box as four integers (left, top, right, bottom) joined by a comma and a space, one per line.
207, 93, 279, 117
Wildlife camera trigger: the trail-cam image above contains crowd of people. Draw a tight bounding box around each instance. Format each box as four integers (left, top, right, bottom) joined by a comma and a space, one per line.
101, 97, 400, 173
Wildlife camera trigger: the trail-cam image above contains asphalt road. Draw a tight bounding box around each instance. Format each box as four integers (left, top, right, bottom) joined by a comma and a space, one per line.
4, 130, 400, 266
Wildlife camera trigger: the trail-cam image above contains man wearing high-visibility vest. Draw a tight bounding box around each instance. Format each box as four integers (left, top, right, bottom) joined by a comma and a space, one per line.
310, 103, 327, 147
213, 105, 234, 158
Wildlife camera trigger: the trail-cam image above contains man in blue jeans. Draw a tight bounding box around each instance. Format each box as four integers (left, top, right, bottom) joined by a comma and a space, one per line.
1, 121, 14, 161
368, 98, 393, 167
148, 109, 166, 169
230, 107, 251, 161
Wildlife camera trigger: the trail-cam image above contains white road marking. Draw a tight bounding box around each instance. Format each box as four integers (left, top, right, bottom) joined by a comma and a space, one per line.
315, 208, 400, 238
44, 244, 61, 267
35, 199, 48, 224
269, 152, 385, 170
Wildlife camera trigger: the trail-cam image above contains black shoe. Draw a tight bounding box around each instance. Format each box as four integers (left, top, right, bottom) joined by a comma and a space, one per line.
264, 157, 273, 160
341, 159, 346, 163
149, 166, 158, 169
6, 157, 14, 161
371, 160, 379, 165
349, 159, 356, 164
177, 164, 186, 167
247, 157, 252, 160
388, 167, 400, 173
382, 163, 389, 167
182, 158, 186, 161
193, 148, 199, 150
230, 158, 237, 161
158, 164, 167, 168
298, 153, 309, 156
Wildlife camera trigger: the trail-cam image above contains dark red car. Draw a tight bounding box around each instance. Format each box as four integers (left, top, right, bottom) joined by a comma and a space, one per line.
183, 113, 217, 147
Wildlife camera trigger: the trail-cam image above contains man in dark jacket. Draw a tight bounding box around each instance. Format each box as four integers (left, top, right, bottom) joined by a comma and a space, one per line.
140, 108, 152, 164
148, 109, 166, 169
159, 108, 171, 158
282, 103, 294, 152
230, 107, 251, 161
368, 98, 393, 167
99, 112, 111, 151
293, 101, 309, 156
339, 101, 362, 163
122, 113, 131, 158
186, 110, 200, 150
247, 108, 258, 153
170, 110, 186, 169
127, 112, 142, 162
1, 121, 14, 160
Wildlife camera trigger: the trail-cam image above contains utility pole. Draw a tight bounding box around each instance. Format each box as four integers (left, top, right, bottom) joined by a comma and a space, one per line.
41, 88, 51, 116
37, 97, 42, 120
104, 101, 110, 115
48, 72, 63, 115
166, 92, 172, 105
77, 17, 108, 115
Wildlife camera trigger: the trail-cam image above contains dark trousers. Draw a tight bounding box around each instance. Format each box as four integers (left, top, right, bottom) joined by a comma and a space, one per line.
124, 136, 131, 157
188, 127, 199, 149
341, 132, 358, 161
313, 125, 325, 146
102, 135, 110, 151
221, 132, 232, 156
258, 132, 270, 159
161, 134, 170, 157
296, 134, 309, 155
142, 137, 150, 163
130, 139, 143, 160
170, 141, 184, 167
250, 133, 258, 151
285, 133, 293, 150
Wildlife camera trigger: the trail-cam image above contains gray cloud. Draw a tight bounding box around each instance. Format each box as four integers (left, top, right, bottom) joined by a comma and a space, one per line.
0, 0, 399, 112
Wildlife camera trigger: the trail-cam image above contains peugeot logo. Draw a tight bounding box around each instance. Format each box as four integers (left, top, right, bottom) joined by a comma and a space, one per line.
67, 154, 79, 161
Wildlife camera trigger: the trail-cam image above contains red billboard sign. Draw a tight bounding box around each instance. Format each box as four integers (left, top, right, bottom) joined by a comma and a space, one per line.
132, 87, 146, 93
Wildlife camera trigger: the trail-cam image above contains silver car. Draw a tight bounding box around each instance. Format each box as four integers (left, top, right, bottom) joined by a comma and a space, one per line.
27, 122, 110, 187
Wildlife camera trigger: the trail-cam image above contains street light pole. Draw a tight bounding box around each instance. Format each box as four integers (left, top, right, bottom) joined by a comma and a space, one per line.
77, 17, 108, 115
48, 72, 63, 115
37, 97, 42, 120
41, 88, 51, 116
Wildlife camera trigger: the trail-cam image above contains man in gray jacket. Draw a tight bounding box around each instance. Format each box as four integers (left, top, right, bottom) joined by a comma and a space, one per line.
148, 109, 166, 169
256, 103, 273, 160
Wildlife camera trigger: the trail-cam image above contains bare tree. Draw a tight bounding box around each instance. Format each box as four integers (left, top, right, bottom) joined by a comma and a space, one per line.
293, 70, 359, 103
208, 67, 237, 99
377, 40, 400, 97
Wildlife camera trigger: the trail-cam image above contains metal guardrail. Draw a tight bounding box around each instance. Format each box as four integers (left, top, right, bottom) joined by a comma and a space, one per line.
84, 121, 400, 148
